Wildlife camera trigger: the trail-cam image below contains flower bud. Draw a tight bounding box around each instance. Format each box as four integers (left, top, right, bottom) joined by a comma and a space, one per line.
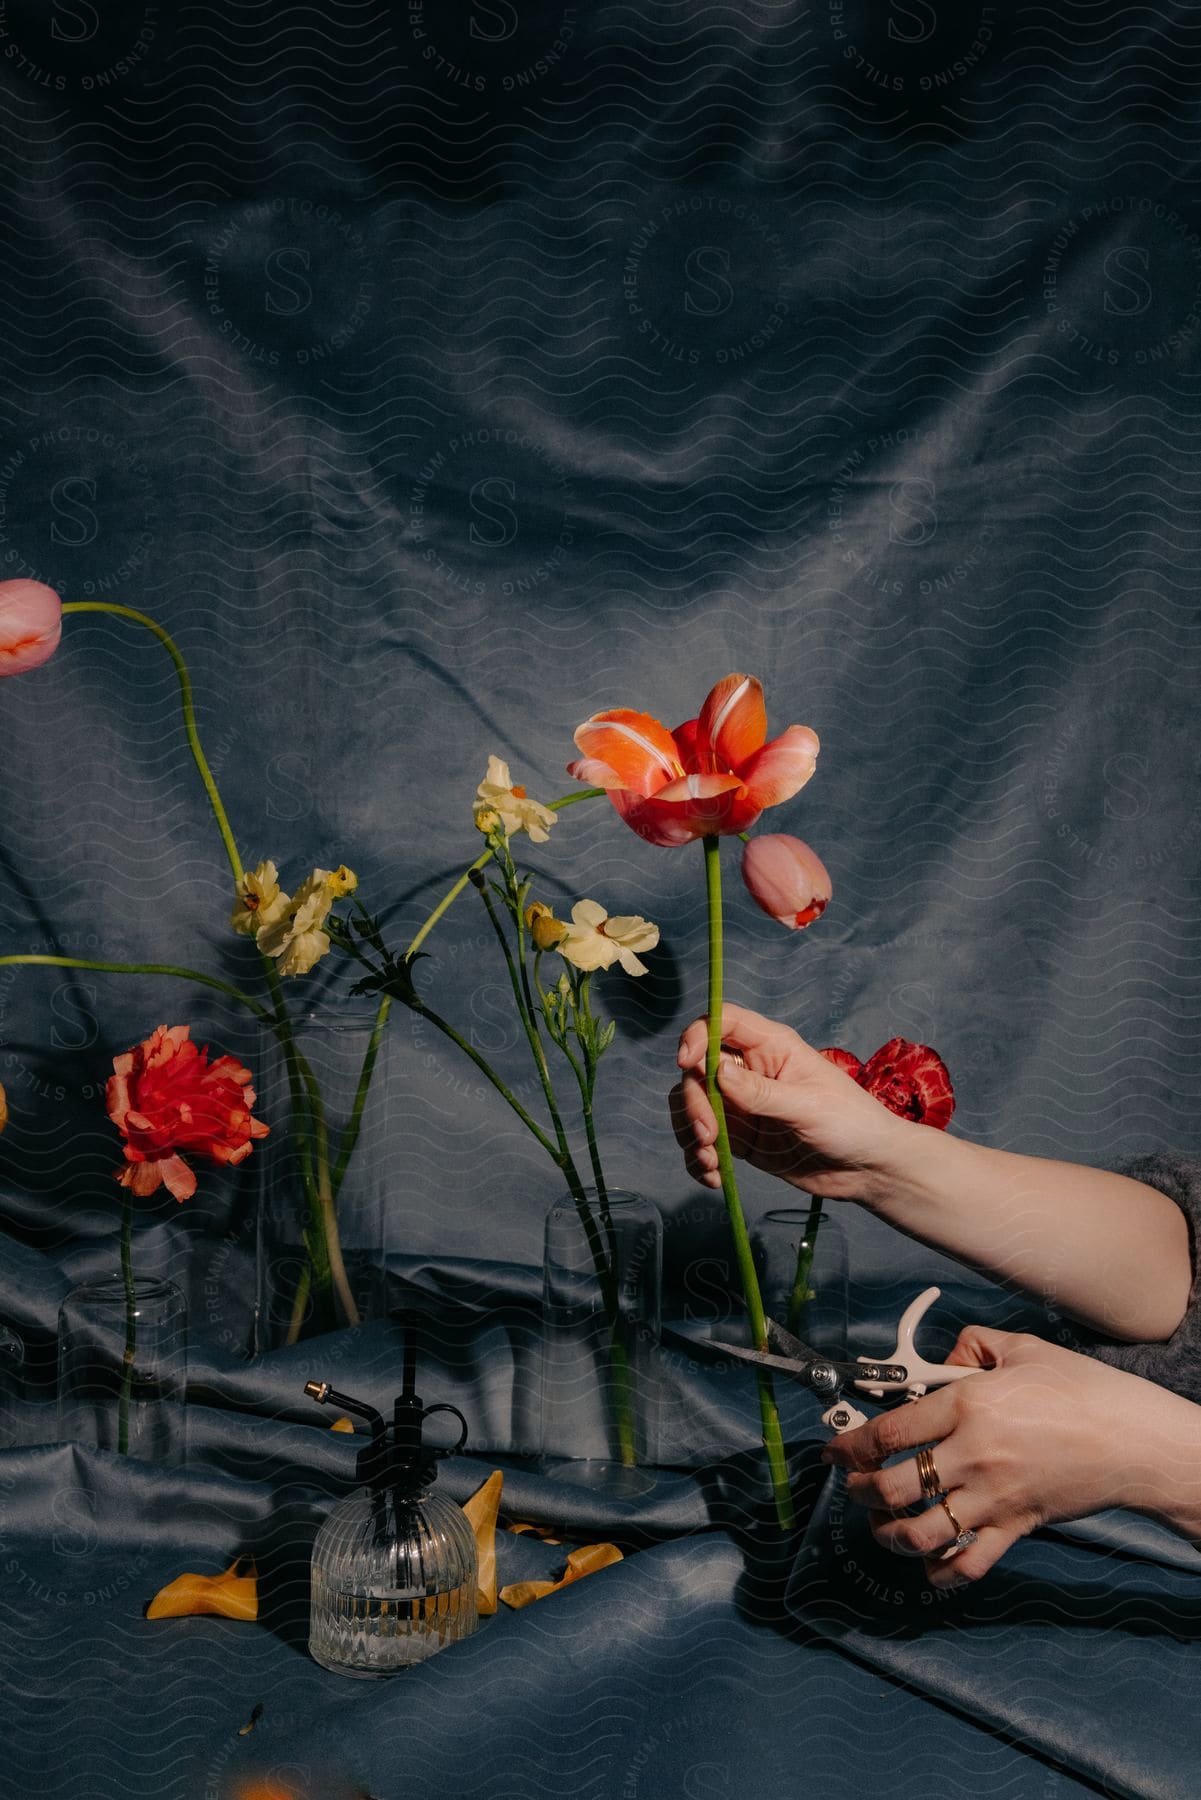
328, 865, 358, 897
525, 901, 567, 951
741, 834, 832, 929
0, 579, 62, 676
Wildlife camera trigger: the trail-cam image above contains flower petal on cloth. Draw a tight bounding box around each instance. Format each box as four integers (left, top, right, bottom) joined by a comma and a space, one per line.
462, 1468, 504, 1616
145, 1558, 258, 1621
499, 1542, 623, 1610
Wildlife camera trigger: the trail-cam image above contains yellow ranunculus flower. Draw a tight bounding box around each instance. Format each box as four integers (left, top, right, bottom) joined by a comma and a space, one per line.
474, 756, 556, 844
557, 900, 659, 977
525, 901, 568, 951
230, 860, 291, 938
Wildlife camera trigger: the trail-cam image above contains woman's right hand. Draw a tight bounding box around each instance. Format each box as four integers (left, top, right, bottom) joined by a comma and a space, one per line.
669, 1002, 916, 1203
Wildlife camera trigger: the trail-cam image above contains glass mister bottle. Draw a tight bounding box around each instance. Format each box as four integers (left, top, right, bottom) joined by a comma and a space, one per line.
304, 1336, 478, 1676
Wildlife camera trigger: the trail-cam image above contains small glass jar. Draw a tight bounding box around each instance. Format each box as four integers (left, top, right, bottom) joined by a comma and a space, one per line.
57, 1275, 187, 1463
751, 1204, 848, 1353
539, 1189, 662, 1491
309, 1483, 479, 1676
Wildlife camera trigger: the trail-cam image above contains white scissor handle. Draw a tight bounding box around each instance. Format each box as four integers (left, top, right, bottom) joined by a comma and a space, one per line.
853, 1285, 978, 1399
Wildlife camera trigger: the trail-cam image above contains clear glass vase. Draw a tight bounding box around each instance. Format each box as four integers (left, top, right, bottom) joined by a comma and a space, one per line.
57, 1275, 188, 1463
309, 1484, 479, 1676
256, 1005, 399, 1350
539, 1189, 662, 1493
751, 1203, 849, 1352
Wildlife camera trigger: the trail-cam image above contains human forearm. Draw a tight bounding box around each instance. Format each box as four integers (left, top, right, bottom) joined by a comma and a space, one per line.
1126, 1386, 1201, 1543
869, 1127, 1193, 1343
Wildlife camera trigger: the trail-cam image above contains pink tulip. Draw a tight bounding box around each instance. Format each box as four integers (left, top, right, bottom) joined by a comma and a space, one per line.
0, 580, 62, 676
741, 833, 832, 929
569, 674, 819, 848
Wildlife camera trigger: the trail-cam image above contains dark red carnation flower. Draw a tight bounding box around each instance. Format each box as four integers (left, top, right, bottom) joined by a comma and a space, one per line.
818, 1037, 954, 1130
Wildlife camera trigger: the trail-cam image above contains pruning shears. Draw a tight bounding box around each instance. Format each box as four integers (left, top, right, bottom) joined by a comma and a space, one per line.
695, 1285, 977, 1434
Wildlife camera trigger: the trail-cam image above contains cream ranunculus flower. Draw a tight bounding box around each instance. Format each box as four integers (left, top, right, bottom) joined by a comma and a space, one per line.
557, 900, 659, 977
474, 756, 556, 844
256, 867, 340, 977
230, 860, 292, 937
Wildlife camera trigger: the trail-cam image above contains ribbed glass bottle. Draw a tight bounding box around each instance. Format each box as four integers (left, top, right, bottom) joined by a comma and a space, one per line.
309, 1484, 479, 1676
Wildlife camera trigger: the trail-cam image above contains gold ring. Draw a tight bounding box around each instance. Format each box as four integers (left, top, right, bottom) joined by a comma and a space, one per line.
937, 1496, 978, 1558
720, 1045, 747, 1069
916, 1446, 943, 1500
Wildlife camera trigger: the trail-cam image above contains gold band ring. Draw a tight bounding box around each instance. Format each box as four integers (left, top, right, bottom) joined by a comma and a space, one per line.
719, 1045, 747, 1069
916, 1446, 943, 1501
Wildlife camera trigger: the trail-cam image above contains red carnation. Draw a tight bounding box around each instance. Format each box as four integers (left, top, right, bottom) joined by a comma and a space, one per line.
106, 1023, 269, 1202
819, 1036, 954, 1130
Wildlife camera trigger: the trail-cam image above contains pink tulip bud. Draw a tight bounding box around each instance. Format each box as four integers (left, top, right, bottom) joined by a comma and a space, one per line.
741, 833, 832, 929
0, 579, 63, 676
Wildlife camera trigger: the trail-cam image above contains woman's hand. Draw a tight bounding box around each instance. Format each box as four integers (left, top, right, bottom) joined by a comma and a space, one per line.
821, 1328, 1172, 1586
669, 1002, 914, 1202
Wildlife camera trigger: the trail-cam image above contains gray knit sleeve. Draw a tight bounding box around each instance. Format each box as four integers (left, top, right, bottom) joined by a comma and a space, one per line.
1083, 1153, 1201, 1403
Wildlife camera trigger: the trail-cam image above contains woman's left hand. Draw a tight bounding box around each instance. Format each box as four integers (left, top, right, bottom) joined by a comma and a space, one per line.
820, 1328, 1159, 1587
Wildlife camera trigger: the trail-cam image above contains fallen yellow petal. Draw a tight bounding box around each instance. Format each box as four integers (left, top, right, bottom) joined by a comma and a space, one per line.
497, 1578, 560, 1610
146, 1558, 258, 1621
506, 1521, 562, 1544
499, 1542, 622, 1610
330, 1416, 355, 1433
564, 1542, 623, 1581
462, 1468, 503, 1616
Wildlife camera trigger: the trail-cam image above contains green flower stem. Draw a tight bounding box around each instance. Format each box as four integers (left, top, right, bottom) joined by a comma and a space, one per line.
331, 995, 393, 1195
0, 955, 271, 1019
572, 1033, 635, 1468
703, 835, 794, 1532
61, 602, 243, 882
472, 869, 586, 1198
409, 999, 563, 1158
117, 1190, 135, 1456
787, 1194, 825, 1336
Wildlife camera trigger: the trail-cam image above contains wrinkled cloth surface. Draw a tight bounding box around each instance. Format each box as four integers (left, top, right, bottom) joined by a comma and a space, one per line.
2, 1, 1201, 1796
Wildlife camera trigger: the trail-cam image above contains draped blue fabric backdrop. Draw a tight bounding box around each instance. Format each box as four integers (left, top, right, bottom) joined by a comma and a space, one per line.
1, 5, 1200, 1798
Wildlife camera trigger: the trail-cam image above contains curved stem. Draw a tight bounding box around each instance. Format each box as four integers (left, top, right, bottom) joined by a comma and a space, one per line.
61, 602, 243, 882
0, 955, 271, 1020
117, 1191, 135, 1456
410, 999, 563, 1158
703, 835, 794, 1532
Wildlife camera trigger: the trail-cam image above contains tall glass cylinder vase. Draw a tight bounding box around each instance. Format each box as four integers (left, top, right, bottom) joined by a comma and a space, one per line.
256, 1003, 399, 1350
750, 1202, 848, 1353
57, 1276, 188, 1464
539, 1189, 662, 1494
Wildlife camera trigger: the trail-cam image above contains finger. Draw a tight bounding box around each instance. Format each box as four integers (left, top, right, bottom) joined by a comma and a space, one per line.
868, 1489, 981, 1559
924, 1521, 1026, 1589
944, 1324, 1017, 1370
845, 1440, 960, 1513
821, 1389, 959, 1473
668, 1075, 715, 1152
675, 1003, 786, 1069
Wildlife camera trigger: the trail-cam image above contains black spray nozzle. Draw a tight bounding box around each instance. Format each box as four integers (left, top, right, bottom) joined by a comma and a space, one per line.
303, 1320, 468, 1492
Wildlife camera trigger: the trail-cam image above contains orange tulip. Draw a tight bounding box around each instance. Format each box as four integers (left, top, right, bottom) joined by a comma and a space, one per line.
0, 579, 62, 676
569, 674, 818, 847
741, 833, 832, 929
